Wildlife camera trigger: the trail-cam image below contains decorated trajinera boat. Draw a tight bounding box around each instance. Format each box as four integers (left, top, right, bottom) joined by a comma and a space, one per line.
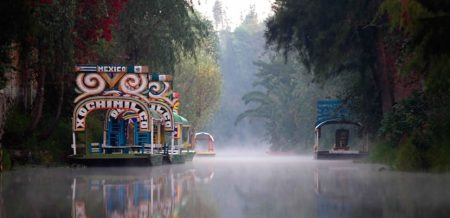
313, 100, 369, 159
68, 65, 194, 166
194, 132, 216, 156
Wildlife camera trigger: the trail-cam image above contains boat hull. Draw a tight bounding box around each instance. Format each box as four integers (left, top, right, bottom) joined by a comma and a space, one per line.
182, 151, 196, 161
68, 154, 163, 167
163, 154, 186, 164
196, 151, 216, 156
314, 151, 369, 160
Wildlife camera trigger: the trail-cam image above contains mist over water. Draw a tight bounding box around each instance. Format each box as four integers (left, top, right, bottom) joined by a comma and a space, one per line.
2, 156, 450, 218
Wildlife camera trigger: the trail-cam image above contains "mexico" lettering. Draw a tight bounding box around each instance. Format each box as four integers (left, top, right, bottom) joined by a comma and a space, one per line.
97, 66, 126, 73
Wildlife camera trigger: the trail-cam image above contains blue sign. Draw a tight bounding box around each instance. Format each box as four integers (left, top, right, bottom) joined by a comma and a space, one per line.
316, 100, 350, 124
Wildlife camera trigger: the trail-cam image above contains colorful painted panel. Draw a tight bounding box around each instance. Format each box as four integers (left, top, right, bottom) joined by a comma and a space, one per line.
73, 96, 152, 132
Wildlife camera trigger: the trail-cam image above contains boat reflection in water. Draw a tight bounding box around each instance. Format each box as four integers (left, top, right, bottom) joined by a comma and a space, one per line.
71, 167, 216, 218
313, 164, 450, 218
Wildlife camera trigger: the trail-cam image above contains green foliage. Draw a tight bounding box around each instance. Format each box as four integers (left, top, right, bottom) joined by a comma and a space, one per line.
370, 141, 397, 166
174, 31, 222, 130
395, 136, 423, 171
0, 0, 33, 89
379, 92, 427, 144
376, 0, 450, 170
1, 148, 12, 170
3, 106, 72, 164
266, 0, 380, 78
117, 0, 211, 71
375, 92, 450, 170
95, 38, 119, 63
38, 118, 72, 152
0, 0, 212, 165
208, 9, 268, 143
85, 113, 105, 145
428, 135, 450, 171
265, 0, 449, 170
265, 0, 384, 135
375, 93, 431, 170
237, 56, 340, 151
379, 0, 450, 94
379, 0, 430, 33
3, 107, 32, 148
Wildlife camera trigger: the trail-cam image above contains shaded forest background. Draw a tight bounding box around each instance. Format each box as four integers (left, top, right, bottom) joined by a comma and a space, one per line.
234, 0, 450, 170
0, 0, 222, 167
0, 0, 449, 171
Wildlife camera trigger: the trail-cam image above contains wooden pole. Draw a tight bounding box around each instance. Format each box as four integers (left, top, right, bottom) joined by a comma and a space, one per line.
150, 120, 154, 154
171, 131, 175, 154
103, 116, 107, 148
186, 128, 190, 151
178, 125, 182, 149
157, 125, 161, 146
72, 132, 77, 155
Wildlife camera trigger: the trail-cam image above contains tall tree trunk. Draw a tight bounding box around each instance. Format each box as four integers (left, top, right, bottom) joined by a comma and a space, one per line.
374, 32, 395, 114
30, 65, 47, 132
19, 52, 30, 111
39, 79, 64, 140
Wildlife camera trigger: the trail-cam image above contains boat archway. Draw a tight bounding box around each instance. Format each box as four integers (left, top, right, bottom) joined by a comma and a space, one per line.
314, 118, 368, 159
194, 132, 216, 156
148, 101, 174, 132
71, 96, 154, 155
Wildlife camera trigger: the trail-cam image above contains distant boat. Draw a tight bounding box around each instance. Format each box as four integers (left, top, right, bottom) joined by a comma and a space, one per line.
314, 119, 369, 159
194, 132, 216, 156
313, 100, 369, 159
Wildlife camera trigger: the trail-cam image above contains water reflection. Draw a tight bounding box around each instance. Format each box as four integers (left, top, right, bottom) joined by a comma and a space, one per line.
1, 157, 450, 218
314, 165, 381, 218
0, 165, 217, 218
71, 168, 217, 218
314, 164, 450, 218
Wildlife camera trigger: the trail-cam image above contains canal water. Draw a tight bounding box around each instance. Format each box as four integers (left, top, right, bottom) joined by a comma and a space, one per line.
1, 155, 450, 218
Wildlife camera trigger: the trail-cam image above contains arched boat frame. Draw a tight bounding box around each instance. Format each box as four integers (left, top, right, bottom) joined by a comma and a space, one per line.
71, 96, 155, 155
194, 132, 216, 156
314, 118, 368, 159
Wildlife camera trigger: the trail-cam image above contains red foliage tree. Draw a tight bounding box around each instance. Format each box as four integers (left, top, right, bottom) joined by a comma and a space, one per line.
74, 0, 127, 63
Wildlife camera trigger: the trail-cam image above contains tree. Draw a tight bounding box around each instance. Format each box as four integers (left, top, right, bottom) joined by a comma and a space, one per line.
378, 0, 450, 169
116, 0, 211, 71
265, 0, 386, 133
237, 55, 344, 151
1, 0, 215, 163
212, 0, 225, 30
265, 0, 450, 169
208, 8, 268, 145
74, 0, 128, 63
174, 31, 222, 130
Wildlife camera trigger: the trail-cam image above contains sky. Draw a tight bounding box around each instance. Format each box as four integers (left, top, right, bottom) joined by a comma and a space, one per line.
194, 0, 274, 30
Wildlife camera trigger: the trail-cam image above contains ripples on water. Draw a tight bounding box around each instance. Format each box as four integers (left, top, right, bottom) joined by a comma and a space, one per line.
1, 155, 450, 218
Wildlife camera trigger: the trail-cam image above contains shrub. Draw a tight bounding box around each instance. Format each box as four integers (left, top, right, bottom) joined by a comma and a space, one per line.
395, 136, 423, 171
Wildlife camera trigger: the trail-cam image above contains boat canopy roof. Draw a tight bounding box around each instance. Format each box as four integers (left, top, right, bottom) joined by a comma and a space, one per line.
315, 118, 362, 130
195, 132, 214, 142
173, 112, 189, 125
